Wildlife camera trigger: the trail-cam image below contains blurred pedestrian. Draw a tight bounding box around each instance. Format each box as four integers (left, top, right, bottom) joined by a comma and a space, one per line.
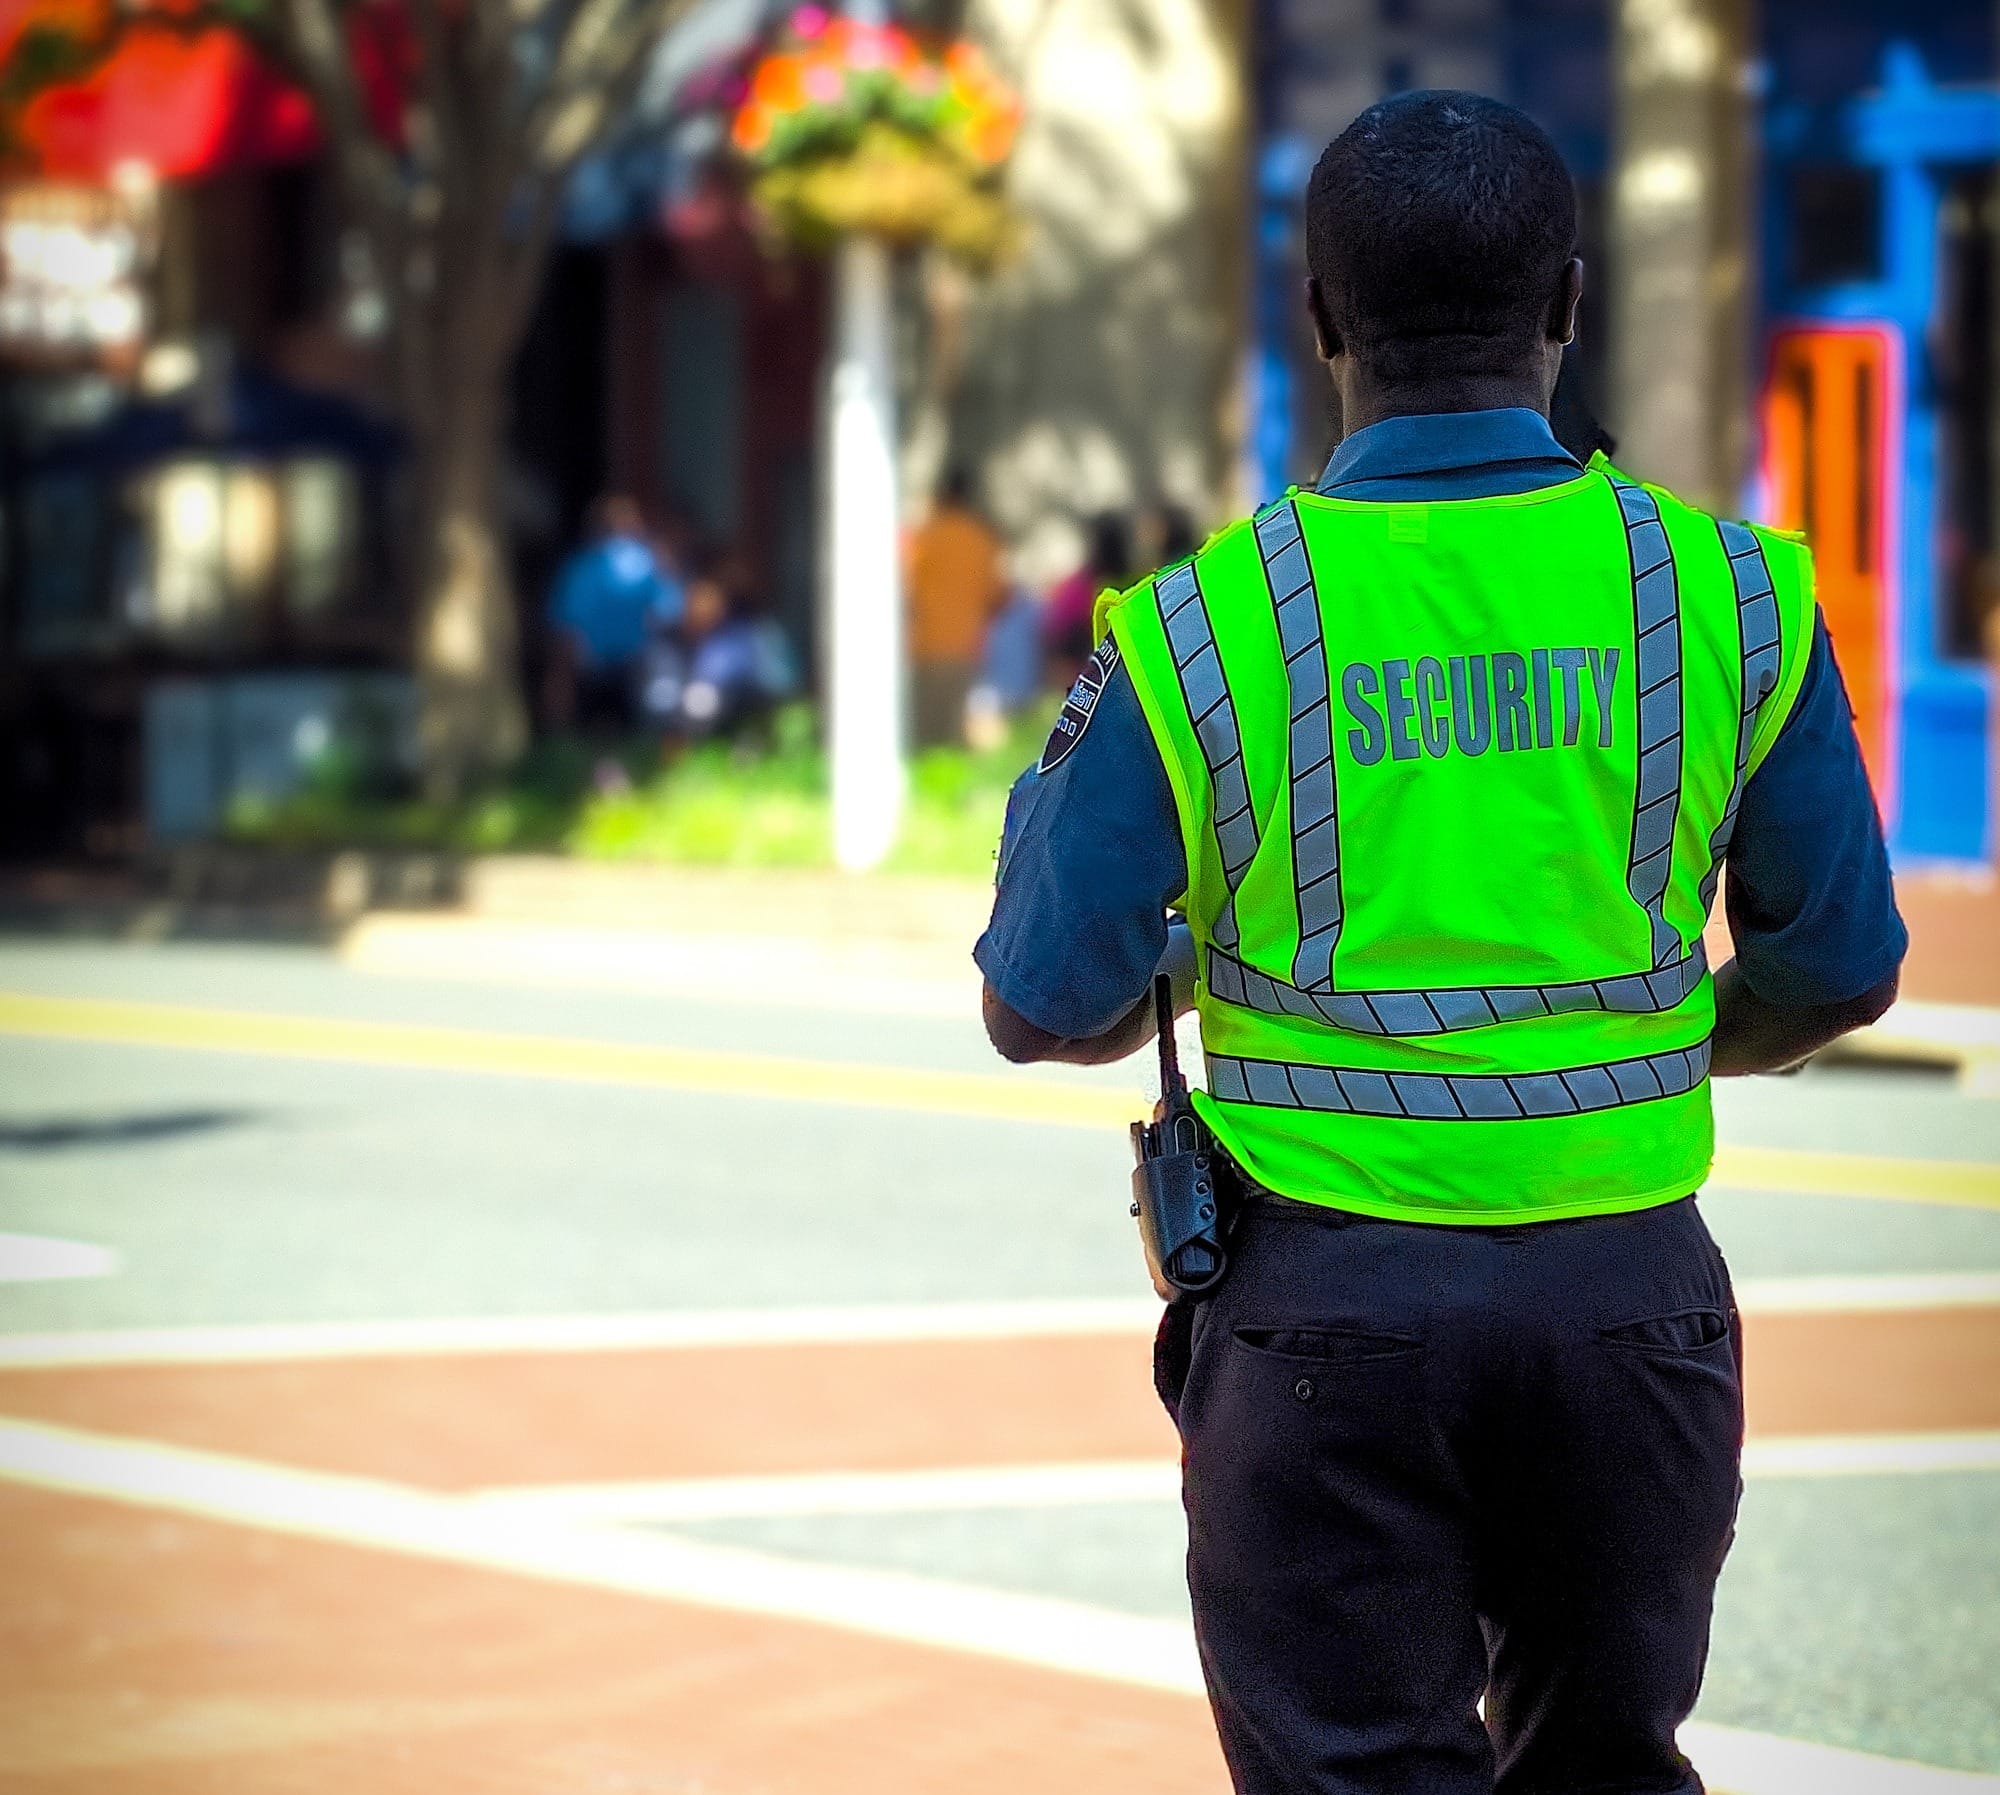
1135, 501, 1199, 574
675, 553, 799, 742
543, 496, 684, 734
964, 574, 1045, 752
1042, 512, 1131, 690
906, 465, 1007, 745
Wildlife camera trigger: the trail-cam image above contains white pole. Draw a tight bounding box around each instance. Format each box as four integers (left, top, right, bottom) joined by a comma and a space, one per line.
826, 231, 906, 873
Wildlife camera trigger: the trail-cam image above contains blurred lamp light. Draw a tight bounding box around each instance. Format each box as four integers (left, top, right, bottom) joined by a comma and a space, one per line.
140, 341, 200, 394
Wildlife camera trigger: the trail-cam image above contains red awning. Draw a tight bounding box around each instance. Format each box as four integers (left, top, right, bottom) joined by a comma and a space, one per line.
2, 0, 409, 184
14, 23, 318, 181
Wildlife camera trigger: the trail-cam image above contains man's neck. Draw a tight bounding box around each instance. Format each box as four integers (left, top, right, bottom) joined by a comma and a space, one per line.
1336, 373, 1550, 438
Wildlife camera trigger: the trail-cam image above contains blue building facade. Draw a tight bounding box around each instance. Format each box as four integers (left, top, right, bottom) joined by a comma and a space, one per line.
1253, 0, 1997, 863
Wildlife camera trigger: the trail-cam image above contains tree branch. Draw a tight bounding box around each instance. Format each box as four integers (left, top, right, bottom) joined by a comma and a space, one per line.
250, 0, 408, 254
521, 0, 695, 172
404, 0, 471, 179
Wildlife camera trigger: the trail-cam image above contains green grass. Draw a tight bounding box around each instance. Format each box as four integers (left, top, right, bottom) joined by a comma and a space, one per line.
225, 700, 1055, 879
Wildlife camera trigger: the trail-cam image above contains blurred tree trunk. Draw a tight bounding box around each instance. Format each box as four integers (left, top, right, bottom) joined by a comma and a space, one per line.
409, 346, 522, 780
244, 0, 700, 799
1607, 0, 1756, 510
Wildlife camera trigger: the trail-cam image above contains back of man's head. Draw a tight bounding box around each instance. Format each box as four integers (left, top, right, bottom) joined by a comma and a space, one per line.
1306, 91, 1577, 385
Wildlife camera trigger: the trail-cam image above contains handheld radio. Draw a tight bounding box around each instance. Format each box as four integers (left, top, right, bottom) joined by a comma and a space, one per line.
1129, 976, 1232, 1299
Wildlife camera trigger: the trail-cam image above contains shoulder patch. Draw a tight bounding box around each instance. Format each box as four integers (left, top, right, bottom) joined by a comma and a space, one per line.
1040, 634, 1120, 774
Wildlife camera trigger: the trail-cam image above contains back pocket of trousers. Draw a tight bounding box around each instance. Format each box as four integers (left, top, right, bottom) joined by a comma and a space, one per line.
1234, 1325, 1421, 1364
1600, 1307, 1732, 1355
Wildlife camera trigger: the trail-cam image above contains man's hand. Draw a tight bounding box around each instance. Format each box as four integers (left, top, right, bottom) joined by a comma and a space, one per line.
1709, 956, 1899, 1076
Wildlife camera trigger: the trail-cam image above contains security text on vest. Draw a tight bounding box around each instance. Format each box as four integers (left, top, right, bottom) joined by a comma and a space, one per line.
1341, 648, 1621, 765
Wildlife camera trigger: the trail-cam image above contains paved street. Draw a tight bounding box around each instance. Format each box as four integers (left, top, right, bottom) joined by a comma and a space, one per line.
1, 930, 1998, 1791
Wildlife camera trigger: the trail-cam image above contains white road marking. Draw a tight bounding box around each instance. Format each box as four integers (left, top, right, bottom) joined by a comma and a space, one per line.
1678, 1723, 2000, 1794
468, 1459, 1186, 1525
0, 1416, 1990, 1794
0, 1297, 1161, 1368
0, 1416, 1201, 1692
0, 1234, 117, 1284
1, 1274, 1994, 1369
1731, 1272, 2000, 1313
1741, 1431, 2000, 1478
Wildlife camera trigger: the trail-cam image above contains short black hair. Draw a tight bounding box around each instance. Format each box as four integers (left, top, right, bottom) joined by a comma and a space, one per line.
1305, 91, 1577, 382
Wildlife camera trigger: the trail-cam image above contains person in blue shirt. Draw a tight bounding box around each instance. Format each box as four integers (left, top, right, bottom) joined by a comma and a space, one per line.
975, 91, 1905, 1795
543, 496, 684, 732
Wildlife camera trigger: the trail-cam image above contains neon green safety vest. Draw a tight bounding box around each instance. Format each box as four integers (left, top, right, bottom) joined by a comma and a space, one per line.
1096, 460, 1817, 1224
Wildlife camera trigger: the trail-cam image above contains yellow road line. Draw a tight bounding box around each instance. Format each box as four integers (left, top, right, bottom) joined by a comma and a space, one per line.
1710, 1143, 2000, 1211
1, 990, 1995, 1210
0, 990, 1136, 1131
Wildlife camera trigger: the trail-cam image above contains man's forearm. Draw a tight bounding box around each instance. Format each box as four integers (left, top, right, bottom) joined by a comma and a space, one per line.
981, 923, 1197, 1066
1709, 957, 1899, 1076
982, 982, 1159, 1066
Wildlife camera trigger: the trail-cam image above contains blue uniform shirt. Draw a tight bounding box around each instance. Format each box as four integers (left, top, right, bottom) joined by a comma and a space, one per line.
548, 534, 684, 669
976, 408, 1907, 1038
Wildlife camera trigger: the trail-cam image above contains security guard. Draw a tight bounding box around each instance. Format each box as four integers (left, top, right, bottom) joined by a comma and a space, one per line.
977, 93, 1905, 1795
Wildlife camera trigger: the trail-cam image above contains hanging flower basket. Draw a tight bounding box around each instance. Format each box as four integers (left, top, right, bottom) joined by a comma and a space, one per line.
730, 8, 1022, 268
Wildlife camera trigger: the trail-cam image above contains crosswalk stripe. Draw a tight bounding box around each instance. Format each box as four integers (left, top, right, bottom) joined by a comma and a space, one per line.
0, 1416, 1990, 1794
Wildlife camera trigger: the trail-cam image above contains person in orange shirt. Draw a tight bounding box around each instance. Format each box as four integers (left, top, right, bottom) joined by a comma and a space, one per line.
906, 465, 1007, 745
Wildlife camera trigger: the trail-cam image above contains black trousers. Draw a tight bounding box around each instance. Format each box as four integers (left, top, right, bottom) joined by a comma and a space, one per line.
1165, 1194, 1743, 1795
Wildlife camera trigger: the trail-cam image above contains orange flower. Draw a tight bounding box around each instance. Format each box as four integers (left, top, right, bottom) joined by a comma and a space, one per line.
750, 51, 806, 113
732, 22, 1021, 177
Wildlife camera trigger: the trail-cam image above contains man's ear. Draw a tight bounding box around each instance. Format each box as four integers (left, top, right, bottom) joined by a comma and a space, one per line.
1548, 257, 1584, 346
1305, 276, 1342, 363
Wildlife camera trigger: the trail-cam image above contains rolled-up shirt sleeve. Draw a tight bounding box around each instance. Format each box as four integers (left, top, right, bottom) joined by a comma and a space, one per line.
975, 664, 1188, 1039
1724, 615, 1908, 1007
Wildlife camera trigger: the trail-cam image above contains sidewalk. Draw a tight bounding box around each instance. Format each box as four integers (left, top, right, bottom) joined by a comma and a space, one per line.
1894, 868, 2000, 1007
1705, 867, 2000, 1092
4, 849, 1997, 1083
1834, 868, 2000, 1091
341, 854, 2000, 1092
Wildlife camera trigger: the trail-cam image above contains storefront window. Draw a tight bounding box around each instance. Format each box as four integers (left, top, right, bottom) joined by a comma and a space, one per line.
135, 454, 366, 646
149, 460, 236, 641
281, 457, 358, 619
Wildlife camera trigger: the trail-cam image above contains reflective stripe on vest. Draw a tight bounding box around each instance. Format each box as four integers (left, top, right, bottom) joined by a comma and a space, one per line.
1613, 479, 1685, 970
1207, 1039, 1713, 1120
1254, 498, 1342, 991
1698, 519, 1784, 914
1157, 559, 1257, 951
1205, 937, 1709, 1037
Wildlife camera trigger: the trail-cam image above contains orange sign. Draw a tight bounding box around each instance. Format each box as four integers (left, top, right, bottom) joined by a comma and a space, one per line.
1761, 323, 1900, 807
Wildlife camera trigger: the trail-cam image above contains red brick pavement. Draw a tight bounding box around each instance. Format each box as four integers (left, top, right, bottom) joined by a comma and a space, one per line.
0, 1308, 1993, 1496
0, 1483, 1226, 1793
